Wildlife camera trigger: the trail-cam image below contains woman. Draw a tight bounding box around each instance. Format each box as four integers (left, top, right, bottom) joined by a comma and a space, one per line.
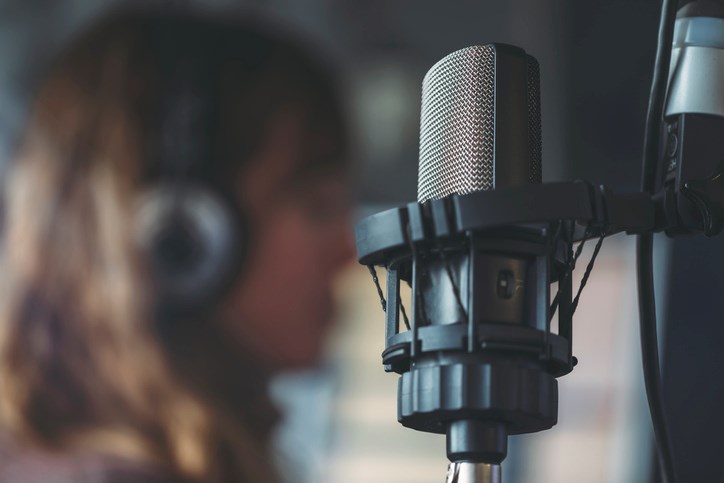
0, 7, 353, 483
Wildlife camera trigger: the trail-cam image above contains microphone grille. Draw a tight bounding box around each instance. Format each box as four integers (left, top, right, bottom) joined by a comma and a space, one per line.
417, 45, 542, 202
527, 56, 542, 185
418, 45, 496, 202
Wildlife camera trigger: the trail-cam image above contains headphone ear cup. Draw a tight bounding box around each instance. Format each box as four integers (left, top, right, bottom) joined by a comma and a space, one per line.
136, 184, 247, 312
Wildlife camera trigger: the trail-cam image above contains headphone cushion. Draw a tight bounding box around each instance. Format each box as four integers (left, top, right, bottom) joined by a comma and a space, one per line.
136, 184, 246, 312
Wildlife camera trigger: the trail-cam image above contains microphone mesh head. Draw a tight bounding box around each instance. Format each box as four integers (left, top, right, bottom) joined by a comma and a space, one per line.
527, 57, 542, 185
417, 45, 542, 202
418, 46, 495, 202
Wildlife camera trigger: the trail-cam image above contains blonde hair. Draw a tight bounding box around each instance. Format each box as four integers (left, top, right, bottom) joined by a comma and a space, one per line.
0, 8, 348, 482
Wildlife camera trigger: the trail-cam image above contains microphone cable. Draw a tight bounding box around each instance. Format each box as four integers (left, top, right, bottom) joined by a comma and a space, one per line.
637, 0, 679, 481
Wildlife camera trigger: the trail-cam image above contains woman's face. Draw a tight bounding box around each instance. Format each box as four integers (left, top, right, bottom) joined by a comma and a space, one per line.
219, 112, 355, 371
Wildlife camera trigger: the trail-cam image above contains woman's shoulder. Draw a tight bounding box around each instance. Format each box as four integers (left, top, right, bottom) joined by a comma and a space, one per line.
0, 436, 187, 483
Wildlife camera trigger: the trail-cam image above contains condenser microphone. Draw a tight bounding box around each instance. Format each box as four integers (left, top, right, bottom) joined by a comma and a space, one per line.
357, 43, 579, 483
415, 45, 555, 483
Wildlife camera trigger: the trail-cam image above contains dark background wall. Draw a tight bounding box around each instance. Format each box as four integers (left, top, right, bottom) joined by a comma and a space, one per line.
0, 0, 658, 196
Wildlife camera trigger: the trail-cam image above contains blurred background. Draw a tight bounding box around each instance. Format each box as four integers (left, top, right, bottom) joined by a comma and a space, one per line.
1, 1, 722, 482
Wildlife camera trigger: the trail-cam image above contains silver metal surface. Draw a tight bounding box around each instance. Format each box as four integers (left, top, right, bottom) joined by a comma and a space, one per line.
445, 462, 502, 483
666, 17, 724, 118
417, 45, 542, 202
418, 45, 496, 202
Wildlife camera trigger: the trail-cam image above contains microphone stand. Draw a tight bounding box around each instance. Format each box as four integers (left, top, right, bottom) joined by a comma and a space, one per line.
446, 462, 501, 483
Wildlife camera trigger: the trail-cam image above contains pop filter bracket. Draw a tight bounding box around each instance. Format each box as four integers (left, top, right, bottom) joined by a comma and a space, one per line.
355, 178, 723, 471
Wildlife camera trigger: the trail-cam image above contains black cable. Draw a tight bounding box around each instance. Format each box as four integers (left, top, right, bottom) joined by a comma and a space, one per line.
570, 234, 605, 315
549, 228, 607, 323
637, 0, 679, 481
367, 265, 387, 312
366, 264, 411, 331
434, 237, 469, 322
399, 298, 411, 331
549, 224, 591, 322
405, 224, 429, 326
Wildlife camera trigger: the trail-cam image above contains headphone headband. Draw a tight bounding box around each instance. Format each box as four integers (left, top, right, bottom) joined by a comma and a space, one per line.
137, 16, 247, 315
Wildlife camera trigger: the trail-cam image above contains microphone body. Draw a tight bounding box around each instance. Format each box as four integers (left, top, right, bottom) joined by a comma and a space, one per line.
413, 45, 545, 350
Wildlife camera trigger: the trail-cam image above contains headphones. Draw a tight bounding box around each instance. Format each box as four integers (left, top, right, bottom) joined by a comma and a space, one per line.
135, 18, 248, 315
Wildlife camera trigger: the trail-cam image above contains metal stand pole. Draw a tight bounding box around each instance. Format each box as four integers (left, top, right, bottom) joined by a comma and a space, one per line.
445, 462, 502, 483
